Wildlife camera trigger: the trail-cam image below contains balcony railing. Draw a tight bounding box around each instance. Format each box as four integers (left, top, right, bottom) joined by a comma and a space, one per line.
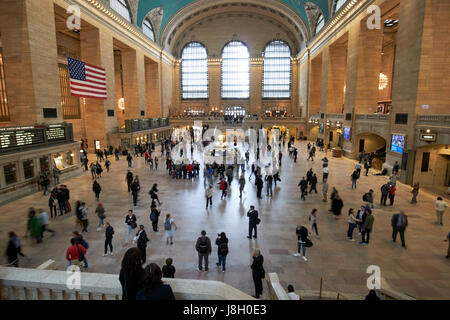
417, 115, 450, 123
355, 114, 389, 121
326, 114, 344, 120
0, 267, 254, 300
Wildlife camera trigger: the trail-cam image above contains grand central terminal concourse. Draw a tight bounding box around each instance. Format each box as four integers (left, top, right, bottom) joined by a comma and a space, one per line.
0, 0, 449, 306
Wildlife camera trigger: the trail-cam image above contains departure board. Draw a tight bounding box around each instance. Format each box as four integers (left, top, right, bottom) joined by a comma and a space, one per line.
46, 126, 66, 141
0, 129, 45, 149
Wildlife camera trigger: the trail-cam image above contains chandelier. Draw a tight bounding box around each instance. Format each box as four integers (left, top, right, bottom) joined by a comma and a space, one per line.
379, 73, 389, 90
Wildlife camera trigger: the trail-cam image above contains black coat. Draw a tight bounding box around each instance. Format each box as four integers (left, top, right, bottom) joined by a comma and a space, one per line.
136, 284, 176, 300
251, 255, 265, 279
247, 209, 259, 224
119, 268, 144, 300
331, 198, 344, 215
136, 230, 149, 248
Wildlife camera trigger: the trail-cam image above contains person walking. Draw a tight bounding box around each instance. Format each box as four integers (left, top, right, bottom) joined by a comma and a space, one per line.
322, 166, 329, 182
92, 180, 101, 201
364, 160, 370, 176
126, 170, 133, 193
294, 225, 309, 261
331, 195, 344, 218
360, 209, 374, 245
309, 174, 318, 194
135, 225, 150, 264
103, 221, 114, 256
251, 249, 265, 299
126, 153, 133, 168
435, 197, 448, 226
322, 179, 329, 202
149, 184, 162, 205
205, 185, 213, 209
351, 170, 359, 189
136, 263, 176, 300
125, 210, 137, 245
309, 209, 319, 237
38, 208, 55, 238
247, 206, 260, 239
215, 232, 229, 272
219, 178, 228, 200
363, 189, 375, 208
410, 183, 419, 204
95, 202, 106, 231
119, 248, 145, 300
238, 174, 246, 198
6, 232, 26, 267
105, 159, 111, 172
164, 214, 177, 245
298, 177, 307, 201
195, 230, 212, 272
149, 206, 160, 232
131, 179, 140, 206
388, 185, 396, 206
347, 208, 360, 241
391, 210, 408, 248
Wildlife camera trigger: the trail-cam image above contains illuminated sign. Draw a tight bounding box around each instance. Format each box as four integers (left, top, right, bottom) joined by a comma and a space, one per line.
420, 133, 436, 142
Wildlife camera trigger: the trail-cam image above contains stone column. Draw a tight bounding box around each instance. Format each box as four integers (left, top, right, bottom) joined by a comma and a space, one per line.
299, 54, 310, 120
320, 47, 329, 142
208, 61, 221, 113
291, 60, 299, 117
145, 59, 161, 118
250, 59, 263, 115
121, 49, 140, 119
80, 28, 118, 152
326, 44, 347, 114
0, 0, 62, 125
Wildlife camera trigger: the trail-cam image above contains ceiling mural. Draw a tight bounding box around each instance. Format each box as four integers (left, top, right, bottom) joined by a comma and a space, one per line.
134, 0, 330, 33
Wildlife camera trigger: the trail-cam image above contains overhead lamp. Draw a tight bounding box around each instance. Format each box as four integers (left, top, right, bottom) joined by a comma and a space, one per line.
118, 98, 125, 110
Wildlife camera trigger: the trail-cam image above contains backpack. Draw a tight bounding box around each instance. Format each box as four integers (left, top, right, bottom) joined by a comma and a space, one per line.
218, 240, 228, 255
362, 193, 368, 202
198, 237, 208, 254
150, 210, 157, 222
164, 219, 172, 231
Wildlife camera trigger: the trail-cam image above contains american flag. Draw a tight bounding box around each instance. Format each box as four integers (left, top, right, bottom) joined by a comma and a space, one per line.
68, 57, 107, 99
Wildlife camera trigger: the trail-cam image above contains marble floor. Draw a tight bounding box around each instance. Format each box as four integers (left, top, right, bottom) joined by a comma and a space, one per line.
0, 141, 449, 300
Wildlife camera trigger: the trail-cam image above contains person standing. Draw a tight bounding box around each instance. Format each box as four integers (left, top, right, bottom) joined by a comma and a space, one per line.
250, 249, 265, 299
125, 210, 137, 245
360, 209, 374, 245
306, 168, 313, 186
53, 167, 60, 186
154, 156, 159, 170
95, 202, 106, 231
309, 209, 319, 237
255, 175, 264, 199
351, 170, 359, 189
105, 159, 111, 172
150, 206, 160, 232
6, 232, 26, 267
435, 197, 448, 226
135, 225, 150, 264
66, 238, 86, 270
410, 183, 419, 204
164, 214, 177, 245
363, 189, 375, 208
119, 248, 144, 300
364, 160, 371, 176
126, 153, 133, 168
195, 230, 212, 272
48, 192, 58, 219
247, 206, 259, 239
103, 221, 114, 256
215, 232, 229, 272
380, 183, 391, 206
322, 166, 329, 183
265, 174, 273, 197
131, 179, 140, 206
331, 195, 344, 218
125, 170, 133, 192
388, 185, 396, 206
298, 177, 307, 201
92, 180, 102, 201
238, 174, 246, 198
391, 210, 408, 248
205, 185, 213, 209
322, 179, 328, 202
294, 225, 309, 261
347, 208, 360, 241
136, 263, 176, 300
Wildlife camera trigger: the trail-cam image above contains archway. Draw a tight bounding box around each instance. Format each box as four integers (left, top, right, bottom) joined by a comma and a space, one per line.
355, 132, 387, 170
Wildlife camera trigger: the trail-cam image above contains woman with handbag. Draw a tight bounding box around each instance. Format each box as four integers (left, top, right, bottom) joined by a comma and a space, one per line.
294, 225, 310, 261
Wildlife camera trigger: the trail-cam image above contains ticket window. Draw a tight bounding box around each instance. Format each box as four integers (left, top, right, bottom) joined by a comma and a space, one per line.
23, 159, 35, 180
4, 163, 18, 185
52, 151, 75, 170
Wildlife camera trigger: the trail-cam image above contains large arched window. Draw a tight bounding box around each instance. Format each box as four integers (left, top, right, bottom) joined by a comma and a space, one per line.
262, 40, 292, 99
110, 0, 131, 22
314, 13, 325, 35
333, 0, 348, 14
142, 19, 155, 41
221, 41, 250, 99
181, 42, 208, 99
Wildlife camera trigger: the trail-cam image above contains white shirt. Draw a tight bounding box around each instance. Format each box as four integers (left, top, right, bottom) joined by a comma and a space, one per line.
287, 292, 300, 300
436, 200, 448, 212
40, 211, 49, 225
323, 167, 329, 174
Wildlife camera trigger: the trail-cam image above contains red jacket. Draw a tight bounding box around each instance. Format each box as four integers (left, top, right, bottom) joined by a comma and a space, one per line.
66, 244, 86, 261
187, 164, 193, 172
389, 187, 396, 196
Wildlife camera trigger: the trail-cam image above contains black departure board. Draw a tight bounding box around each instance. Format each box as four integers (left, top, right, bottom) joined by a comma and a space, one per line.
0, 123, 73, 154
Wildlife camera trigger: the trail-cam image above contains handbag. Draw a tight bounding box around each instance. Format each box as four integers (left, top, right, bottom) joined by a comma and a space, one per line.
77, 244, 84, 262
305, 238, 313, 248
130, 221, 137, 229
256, 218, 261, 225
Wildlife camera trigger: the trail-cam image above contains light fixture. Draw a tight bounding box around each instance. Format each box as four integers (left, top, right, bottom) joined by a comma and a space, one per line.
118, 98, 125, 110
426, 129, 431, 133
379, 73, 389, 90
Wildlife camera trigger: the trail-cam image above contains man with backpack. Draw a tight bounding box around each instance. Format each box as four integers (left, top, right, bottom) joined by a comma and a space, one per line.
195, 230, 212, 272
215, 232, 229, 272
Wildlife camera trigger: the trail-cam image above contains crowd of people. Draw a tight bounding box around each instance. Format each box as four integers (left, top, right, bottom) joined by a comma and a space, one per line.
4, 134, 450, 301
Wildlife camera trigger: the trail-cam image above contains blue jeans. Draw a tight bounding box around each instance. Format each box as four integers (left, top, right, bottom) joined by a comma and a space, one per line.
218, 254, 227, 270
97, 218, 104, 228
352, 179, 357, 189
267, 184, 273, 196
297, 241, 306, 256
126, 225, 134, 242
347, 223, 356, 239
128, 160, 132, 168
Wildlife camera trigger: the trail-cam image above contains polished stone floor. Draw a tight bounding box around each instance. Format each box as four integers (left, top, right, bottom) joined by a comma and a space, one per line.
0, 141, 449, 300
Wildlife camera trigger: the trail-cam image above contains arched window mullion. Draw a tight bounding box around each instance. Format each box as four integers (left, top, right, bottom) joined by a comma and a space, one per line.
262, 40, 292, 99
110, 0, 131, 22
181, 42, 208, 100
221, 41, 250, 99
143, 18, 155, 41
